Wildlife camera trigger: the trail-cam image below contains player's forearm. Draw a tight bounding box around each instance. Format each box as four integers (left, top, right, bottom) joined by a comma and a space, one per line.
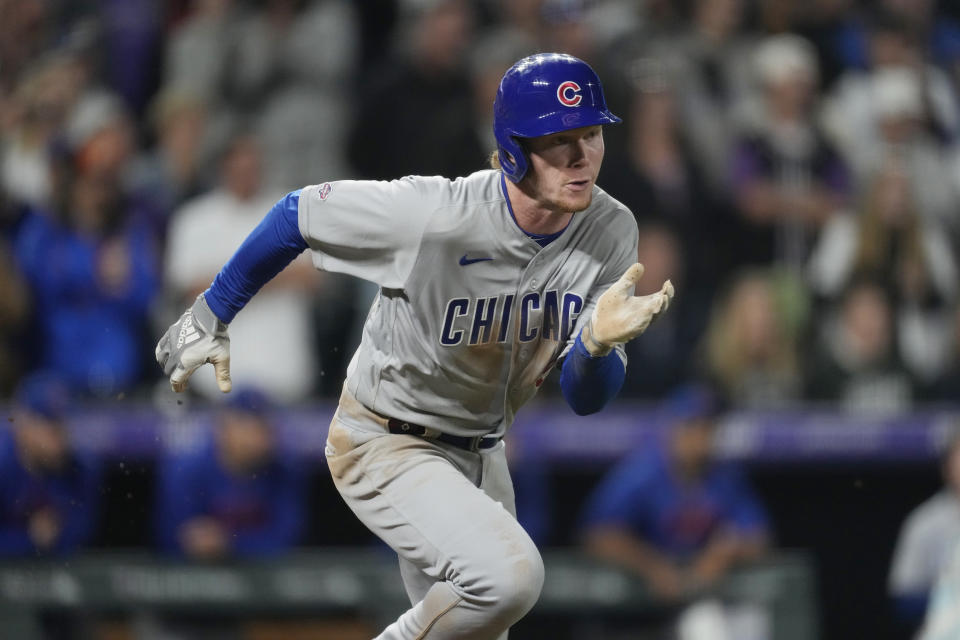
737, 181, 781, 223
203, 189, 309, 323
54, 509, 94, 554
691, 532, 767, 584
230, 493, 303, 555
0, 527, 39, 555
230, 524, 300, 555
584, 527, 677, 580
559, 332, 625, 415
157, 478, 202, 554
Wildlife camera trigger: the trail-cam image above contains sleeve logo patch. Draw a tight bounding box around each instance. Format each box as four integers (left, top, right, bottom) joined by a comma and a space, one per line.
318, 182, 332, 200
557, 81, 582, 107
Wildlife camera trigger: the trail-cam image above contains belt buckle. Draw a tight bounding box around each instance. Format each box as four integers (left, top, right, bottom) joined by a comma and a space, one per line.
468, 435, 484, 452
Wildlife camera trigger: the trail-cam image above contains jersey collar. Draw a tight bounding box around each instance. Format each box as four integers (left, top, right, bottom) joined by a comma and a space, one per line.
499, 172, 571, 247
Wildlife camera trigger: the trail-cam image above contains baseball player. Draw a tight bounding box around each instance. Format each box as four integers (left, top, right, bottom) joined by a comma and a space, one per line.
156, 53, 674, 639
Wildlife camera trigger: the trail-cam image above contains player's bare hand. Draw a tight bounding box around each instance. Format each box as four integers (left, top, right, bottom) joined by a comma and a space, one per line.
28, 508, 61, 550
646, 561, 685, 601
582, 263, 674, 356
179, 517, 229, 559
155, 294, 232, 393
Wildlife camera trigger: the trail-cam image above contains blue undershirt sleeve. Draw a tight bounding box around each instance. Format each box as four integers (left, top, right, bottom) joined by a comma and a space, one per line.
559, 331, 626, 415
203, 189, 309, 323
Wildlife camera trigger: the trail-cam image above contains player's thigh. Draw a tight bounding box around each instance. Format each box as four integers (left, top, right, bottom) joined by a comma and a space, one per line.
479, 441, 517, 518
328, 421, 540, 590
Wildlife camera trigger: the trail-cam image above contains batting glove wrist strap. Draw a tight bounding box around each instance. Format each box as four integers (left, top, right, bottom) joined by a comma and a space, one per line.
192, 293, 228, 336
155, 293, 232, 393
581, 320, 614, 357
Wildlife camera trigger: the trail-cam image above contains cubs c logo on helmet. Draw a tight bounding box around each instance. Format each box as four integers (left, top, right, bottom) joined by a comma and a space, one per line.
557, 81, 582, 107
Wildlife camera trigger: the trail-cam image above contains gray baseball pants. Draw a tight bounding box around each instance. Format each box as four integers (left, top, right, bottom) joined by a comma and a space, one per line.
325, 391, 544, 639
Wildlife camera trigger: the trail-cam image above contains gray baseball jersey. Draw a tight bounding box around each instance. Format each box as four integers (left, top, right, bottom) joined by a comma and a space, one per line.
297, 169, 637, 436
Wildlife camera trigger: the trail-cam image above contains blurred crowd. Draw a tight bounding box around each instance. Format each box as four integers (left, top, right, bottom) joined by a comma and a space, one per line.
2, 0, 960, 412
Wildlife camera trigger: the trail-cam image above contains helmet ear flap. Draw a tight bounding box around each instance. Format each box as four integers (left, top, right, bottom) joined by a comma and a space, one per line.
498, 136, 528, 183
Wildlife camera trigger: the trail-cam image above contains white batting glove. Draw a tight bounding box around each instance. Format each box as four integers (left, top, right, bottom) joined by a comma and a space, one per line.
155, 294, 232, 393
581, 263, 674, 357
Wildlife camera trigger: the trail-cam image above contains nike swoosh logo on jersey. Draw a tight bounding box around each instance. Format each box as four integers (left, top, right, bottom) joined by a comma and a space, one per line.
459, 254, 493, 266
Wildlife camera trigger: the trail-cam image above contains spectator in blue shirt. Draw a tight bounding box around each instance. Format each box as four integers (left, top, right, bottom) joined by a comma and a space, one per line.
0, 373, 100, 556
580, 384, 769, 601
156, 388, 305, 559
12, 101, 159, 397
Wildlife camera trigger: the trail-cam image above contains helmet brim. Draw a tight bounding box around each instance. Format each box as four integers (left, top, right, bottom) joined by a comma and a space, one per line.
507, 107, 621, 139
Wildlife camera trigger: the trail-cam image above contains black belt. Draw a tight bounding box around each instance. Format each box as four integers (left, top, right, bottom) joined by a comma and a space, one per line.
387, 418, 501, 451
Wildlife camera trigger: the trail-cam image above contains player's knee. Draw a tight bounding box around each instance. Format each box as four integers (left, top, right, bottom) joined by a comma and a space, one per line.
487, 546, 545, 623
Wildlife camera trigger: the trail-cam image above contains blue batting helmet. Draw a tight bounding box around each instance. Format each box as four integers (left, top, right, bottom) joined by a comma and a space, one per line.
493, 53, 621, 183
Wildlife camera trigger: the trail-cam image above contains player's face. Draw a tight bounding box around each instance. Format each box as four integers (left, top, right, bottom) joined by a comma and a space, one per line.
217, 412, 274, 471
670, 419, 714, 478
524, 125, 604, 214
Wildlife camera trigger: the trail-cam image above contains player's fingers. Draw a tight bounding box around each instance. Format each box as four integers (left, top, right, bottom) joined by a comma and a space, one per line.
616, 263, 645, 292
212, 356, 232, 393
155, 341, 170, 371
660, 280, 675, 311
170, 363, 196, 393
661, 279, 675, 299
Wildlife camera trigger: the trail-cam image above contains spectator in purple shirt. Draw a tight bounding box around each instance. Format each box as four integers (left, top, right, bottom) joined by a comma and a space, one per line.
730, 34, 850, 273
0, 373, 100, 556
156, 387, 305, 559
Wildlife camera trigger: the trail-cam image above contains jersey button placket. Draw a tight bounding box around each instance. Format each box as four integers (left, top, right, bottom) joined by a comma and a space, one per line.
525, 251, 539, 291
